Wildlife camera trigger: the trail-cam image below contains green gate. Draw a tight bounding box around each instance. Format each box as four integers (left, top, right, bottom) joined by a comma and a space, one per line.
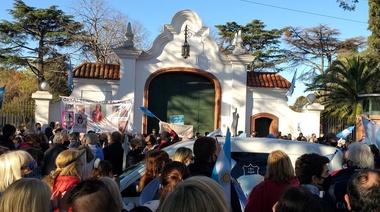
147, 72, 215, 136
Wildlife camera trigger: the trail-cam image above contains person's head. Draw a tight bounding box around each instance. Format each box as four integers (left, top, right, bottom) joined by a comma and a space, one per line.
325, 132, 338, 147
345, 169, 380, 212
2, 124, 16, 138
347, 142, 374, 169
83, 132, 99, 145
53, 131, 69, 144
111, 131, 122, 143
95, 104, 101, 110
193, 136, 220, 163
139, 150, 170, 192
97, 177, 124, 211
44, 149, 85, 189
90, 159, 113, 179
67, 179, 119, 212
273, 186, 323, 212
159, 161, 191, 205
23, 133, 41, 148
0, 178, 52, 212
130, 137, 142, 150
172, 147, 193, 166
160, 131, 171, 142
295, 153, 330, 190
266, 150, 295, 184
158, 176, 230, 212
145, 134, 156, 146
0, 150, 35, 192
35, 123, 41, 131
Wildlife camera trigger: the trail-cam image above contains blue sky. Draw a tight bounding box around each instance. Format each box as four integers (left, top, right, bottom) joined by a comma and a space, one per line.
0, 0, 370, 104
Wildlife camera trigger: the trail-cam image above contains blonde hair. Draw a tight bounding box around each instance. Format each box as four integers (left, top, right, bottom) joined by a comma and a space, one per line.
158, 176, 230, 212
0, 178, 52, 212
172, 147, 193, 164
0, 150, 34, 192
98, 177, 124, 210
265, 150, 295, 184
44, 149, 84, 190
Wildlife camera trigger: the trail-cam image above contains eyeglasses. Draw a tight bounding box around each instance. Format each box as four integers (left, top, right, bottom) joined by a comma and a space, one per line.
21, 160, 36, 170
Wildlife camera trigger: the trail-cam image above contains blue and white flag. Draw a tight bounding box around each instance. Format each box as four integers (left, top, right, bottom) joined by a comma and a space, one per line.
0, 86, 5, 109
361, 116, 380, 149
67, 58, 74, 91
336, 126, 355, 139
286, 69, 297, 97
212, 128, 231, 203
139, 106, 156, 117
207, 128, 224, 137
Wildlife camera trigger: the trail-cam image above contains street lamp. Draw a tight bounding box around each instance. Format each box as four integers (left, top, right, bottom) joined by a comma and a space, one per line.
181, 25, 190, 59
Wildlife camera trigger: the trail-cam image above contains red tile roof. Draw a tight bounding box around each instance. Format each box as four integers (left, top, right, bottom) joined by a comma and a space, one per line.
73, 63, 120, 80
247, 72, 290, 88
73, 62, 290, 88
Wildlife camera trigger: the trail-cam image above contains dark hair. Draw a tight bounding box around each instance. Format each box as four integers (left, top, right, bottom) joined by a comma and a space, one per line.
2, 124, 16, 137
295, 153, 330, 184
276, 186, 323, 212
146, 134, 156, 146
347, 170, 380, 212
90, 160, 113, 179
159, 161, 191, 205
193, 137, 216, 163
111, 131, 122, 143
68, 179, 119, 212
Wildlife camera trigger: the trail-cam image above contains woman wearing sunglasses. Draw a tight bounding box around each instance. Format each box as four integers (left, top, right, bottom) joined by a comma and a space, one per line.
0, 150, 35, 192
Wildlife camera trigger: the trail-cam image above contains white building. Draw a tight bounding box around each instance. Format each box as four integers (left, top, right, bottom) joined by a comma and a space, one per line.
43, 10, 323, 139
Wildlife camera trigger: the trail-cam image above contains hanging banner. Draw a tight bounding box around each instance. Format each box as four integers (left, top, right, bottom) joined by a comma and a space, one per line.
159, 121, 193, 139
60, 96, 134, 133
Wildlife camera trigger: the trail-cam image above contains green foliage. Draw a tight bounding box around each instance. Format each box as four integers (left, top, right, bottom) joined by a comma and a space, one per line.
367, 0, 380, 62
306, 56, 380, 124
0, 68, 38, 104
336, 0, 359, 11
0, 0, 85, 85
215, 20, 288, 72
289, 96, 309, 112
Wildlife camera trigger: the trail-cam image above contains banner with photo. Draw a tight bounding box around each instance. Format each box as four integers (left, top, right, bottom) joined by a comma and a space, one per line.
159, 121, 193, 139
60, 96, 134, 133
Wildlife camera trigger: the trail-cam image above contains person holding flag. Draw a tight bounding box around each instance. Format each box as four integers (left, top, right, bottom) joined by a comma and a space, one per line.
187, 134, 242, 212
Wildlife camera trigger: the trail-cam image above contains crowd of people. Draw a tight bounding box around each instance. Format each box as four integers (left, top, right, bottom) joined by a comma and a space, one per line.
1, 121, 380, 212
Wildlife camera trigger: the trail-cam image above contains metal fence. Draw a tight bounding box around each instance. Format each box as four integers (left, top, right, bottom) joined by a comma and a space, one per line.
321, 114, 355, 142
0, 101, 35, 131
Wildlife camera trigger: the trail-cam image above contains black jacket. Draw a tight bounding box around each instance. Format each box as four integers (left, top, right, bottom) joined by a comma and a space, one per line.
324, 166, 363, 211
42, 143, 68, 176
0, 135, 15, 150
103, 142, 124, 176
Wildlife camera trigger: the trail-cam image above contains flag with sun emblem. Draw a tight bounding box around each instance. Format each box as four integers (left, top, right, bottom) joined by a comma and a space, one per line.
212, 128, 231, 203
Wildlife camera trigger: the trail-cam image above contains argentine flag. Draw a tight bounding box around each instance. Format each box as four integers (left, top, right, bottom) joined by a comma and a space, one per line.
0, 86, 5, 109
336, 126, 355, 139
361, 116, 380, 149
212, 128, 231, 203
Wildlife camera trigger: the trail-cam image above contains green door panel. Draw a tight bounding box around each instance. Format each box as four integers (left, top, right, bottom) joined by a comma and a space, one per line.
147, 72, 215, 136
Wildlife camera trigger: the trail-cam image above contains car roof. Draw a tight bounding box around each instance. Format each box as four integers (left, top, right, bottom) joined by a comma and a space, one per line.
164, 137, 343, 172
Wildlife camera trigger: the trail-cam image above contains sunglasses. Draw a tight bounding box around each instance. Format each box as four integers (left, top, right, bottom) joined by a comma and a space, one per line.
21, 160, 36, 170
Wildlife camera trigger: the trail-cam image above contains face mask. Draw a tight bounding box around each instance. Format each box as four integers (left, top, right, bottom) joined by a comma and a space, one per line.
63, 140, 70, 147
318, 174, 333, 191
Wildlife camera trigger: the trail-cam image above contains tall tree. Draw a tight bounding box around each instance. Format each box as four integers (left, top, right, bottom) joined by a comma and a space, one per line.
215, 20, 288, 72
73, 0, 150, 64
306, 56, 379, 124
283, 24, 365, 81
367, 0, 380, 63
0, 0, 85, 84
